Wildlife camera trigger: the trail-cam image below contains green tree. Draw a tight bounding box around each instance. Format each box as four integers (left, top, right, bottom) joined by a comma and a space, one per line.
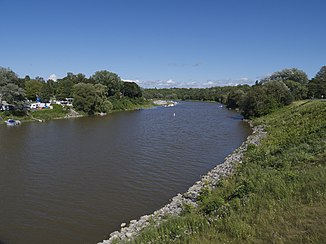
94, 83, 113, 112
72, 83, 97, 114
25, 79, 44, 101
308, 66, 326, 99
122, 81, 142, 98
0, 83, 26, 108
284, 80, 308, 100
39, 82, 54, 102
226, 89, 245, 109
0, 67, 20, 87
268, 68, 309, 85
72, 83, 113, 114
240, 86, 273, 118
64, 72, 89, 84
55, 79, 74, 100
263, 80, 293, 106
0, 67, 26, 108
91, 70, 123, 96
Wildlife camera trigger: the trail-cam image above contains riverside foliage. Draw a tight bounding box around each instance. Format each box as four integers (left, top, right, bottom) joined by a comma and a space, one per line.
130, 100, 326, 243
0, 67, 145, 116
144, 66, 326, 118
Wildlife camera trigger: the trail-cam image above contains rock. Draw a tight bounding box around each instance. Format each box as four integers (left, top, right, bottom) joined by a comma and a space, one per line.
97, 124, 267, 244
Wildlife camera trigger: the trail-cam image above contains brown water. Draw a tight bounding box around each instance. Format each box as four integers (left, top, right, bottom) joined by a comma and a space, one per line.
0, 101, 251, 244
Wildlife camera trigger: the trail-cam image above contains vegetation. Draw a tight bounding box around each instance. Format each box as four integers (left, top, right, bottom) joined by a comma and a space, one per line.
144, 66, 326, 119
308, 66, 326, 99
1, 65, 325, 121
30, 104, 70, 121
131, 100, 326, 243
0, 104, 69, 122
1, 65, 325, 241
0, 67, 25, 108
0, 66, 149, 122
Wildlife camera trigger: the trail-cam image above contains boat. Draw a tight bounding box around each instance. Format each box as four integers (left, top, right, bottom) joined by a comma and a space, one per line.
5, 119, 21, 126
164, 103, 175, 107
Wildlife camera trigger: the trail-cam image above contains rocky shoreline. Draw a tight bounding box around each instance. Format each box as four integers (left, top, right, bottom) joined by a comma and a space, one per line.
98, 123, 267, 244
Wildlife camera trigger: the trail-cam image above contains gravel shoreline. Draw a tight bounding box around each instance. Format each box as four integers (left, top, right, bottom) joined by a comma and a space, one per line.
98, 123, 266, 244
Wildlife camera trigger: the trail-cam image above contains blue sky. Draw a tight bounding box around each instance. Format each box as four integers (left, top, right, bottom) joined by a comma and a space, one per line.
0, 0, 325, 88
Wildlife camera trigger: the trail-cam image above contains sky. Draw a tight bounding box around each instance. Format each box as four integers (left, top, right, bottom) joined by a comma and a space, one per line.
0, 0, 325, 88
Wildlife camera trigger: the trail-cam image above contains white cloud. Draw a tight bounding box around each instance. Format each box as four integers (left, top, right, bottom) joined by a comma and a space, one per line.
166, 79, 175, 84
48, 74, 57, 81
239, 77, 249, 82
122, 77, 254, 89
123, 79, 178, 88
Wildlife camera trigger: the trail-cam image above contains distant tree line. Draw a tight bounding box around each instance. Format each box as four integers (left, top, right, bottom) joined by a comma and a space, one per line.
0, 68, 143, 114
1, 66, 325, 118
144, 66, 326, 118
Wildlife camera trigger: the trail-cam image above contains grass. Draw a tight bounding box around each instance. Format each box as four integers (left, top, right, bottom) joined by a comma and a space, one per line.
109, 97, 155, 111
30, 104, 70, 121
0, 104, 70, 124
130, 100, 326, 243
0, 99, 155, 124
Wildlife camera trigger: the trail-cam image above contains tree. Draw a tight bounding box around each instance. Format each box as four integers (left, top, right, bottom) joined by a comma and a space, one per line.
72, 83, 113, 114
226, 89, 245, 109
25, 79, 44, 101
263, 80, 293, 106
268, 68, 309, 85
72, 83, 97, 114
240, 81, 292, 119
0, 67, 20, 87
0, 83, 26, 108
308, 66, 326, 99
284, 80, 308, 100
91, 70, 123, 96
39, 82, 54, 102
0, 67, 26, 107
94, 83, 113, 112
63, 72, 89, 84
122, 81, 142, 98
240, 86, 273, 118
55, 79, 74, 100
35, 76, 45, 83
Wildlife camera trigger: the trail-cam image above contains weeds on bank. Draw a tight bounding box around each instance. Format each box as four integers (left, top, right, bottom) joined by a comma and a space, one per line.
131, 100, 326, 243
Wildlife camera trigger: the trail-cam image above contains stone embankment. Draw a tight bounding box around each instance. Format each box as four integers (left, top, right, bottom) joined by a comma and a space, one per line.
99, 124, 267, 244
64, 108, 83, 119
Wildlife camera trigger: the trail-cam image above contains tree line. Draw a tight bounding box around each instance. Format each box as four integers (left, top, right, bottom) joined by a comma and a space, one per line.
1, 66, 325, 118
0, 68, 143, 114
144, 66, 326, 118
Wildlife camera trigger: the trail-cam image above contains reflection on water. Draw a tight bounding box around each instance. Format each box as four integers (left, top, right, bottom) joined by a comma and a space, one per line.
0, 102, 251, 244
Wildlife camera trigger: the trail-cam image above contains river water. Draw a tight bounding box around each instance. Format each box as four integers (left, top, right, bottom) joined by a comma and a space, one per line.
0, 101, 251, 244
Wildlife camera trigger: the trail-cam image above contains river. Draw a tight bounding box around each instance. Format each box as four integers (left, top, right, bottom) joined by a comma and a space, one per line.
0, 101, 251, 244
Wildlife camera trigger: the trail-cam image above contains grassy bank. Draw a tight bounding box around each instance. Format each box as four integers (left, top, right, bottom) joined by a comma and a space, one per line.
109, 97, 155, 111
0, 99, 155, 124
0, 104, 71, 124
130, 100, 326, 243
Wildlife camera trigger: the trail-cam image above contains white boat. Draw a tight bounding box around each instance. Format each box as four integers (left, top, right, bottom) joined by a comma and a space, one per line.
5, 119, 21, 126
164, 103, 175, 107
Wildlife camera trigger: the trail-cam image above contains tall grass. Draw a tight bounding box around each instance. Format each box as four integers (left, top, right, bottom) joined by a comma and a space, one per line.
132, 100, 326, 243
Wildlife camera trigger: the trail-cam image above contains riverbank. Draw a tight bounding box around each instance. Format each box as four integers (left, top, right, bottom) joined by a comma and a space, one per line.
98, 122, 265, 243
99, 100, 326, 243
0, 100, 155, 125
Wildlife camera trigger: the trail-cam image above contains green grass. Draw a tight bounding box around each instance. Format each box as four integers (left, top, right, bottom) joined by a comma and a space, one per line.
131, 100, 326, 243
0, 104, 70, 123
109, 97, 155, 112
30, 104, 70, 121
0, 99, 154, 125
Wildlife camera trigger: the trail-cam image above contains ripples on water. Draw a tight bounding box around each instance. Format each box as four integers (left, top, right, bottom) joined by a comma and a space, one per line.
0, 102, 251, 244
